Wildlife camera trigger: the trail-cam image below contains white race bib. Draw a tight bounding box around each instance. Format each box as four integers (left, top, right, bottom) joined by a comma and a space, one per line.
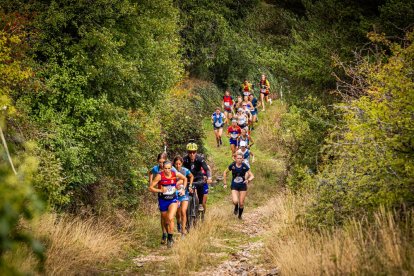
261, 89, 266, 93
224, 102, 230, 107
231, 133, 238, 139
215, 121, 222, 127
234, 176, 244, 183
163, 186, 176, 195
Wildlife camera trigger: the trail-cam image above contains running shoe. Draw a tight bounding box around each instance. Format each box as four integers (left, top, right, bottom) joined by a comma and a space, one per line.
234, 205, 239, 215
167, 239, 174, 248
198, 205, 204, 212
161, 234, 167, 245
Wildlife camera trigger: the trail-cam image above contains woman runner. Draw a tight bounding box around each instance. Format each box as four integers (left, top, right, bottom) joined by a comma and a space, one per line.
222, 90, 234, 124
248, 93, 259, 129
149, 161, 187, 248
223, 153, 254, 219
236, 141, 255, 167
259, 74, 271, 111
211, 107, 225, 147
173, 156, 193, 236
227, 119, 241, 154
237, 128, 254, 149
148, 153, 177, 244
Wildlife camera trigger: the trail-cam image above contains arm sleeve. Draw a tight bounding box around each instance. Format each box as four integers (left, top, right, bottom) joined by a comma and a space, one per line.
200, 158, 211, 178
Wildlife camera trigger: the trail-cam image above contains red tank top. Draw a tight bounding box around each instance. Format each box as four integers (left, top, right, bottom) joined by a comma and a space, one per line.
158, 171, 177, 189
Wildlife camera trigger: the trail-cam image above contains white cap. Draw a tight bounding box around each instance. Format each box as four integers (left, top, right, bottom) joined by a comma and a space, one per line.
239, 141, 247, 147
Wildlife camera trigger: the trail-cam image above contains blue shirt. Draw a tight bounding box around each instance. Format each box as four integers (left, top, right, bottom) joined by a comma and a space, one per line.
252, 98, 258, 112
212, 112, 225, 127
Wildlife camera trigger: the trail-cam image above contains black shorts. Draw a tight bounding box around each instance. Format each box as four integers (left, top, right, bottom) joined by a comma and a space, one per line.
231, 182, 247, 191
213, 123, 224, 130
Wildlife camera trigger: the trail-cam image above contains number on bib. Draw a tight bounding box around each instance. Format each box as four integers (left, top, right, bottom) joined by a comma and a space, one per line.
163, 186, 176, 195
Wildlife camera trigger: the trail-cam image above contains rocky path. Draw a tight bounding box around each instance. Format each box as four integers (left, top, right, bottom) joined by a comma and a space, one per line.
196, 205, 280, 276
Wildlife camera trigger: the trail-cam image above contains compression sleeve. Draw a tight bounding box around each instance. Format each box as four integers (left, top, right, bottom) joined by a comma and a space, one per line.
200, 158, 211, 178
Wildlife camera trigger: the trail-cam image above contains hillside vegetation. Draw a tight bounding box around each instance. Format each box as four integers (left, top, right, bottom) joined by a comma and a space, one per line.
1, 0, 413, 274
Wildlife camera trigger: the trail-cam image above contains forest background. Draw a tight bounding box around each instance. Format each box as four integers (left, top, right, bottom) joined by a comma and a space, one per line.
0, 0, 413, 273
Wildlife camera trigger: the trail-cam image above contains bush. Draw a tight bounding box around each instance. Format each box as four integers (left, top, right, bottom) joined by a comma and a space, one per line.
305, 32, 414, 226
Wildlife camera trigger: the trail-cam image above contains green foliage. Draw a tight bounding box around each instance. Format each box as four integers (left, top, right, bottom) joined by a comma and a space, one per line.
0, 131, 44, 272
1, 0, 182, 210
177, 0, 280, 89
277, 96, 332, 191
305, 32, 414, 226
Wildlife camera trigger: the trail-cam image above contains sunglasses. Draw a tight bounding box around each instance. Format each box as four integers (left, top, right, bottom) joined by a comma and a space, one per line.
242, 105, 247, 106
188, 151, 197, 154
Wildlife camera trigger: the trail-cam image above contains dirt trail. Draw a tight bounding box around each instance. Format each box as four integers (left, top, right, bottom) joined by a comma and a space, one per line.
196, 205, 280, 276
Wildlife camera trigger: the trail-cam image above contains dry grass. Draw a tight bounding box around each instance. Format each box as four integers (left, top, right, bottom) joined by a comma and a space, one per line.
5, 213, 132, 275
263, 195, 414, 275
168, 205, 231, 275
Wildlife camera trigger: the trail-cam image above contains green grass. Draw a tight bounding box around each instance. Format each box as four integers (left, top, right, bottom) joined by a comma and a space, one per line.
204, 101, 286, 209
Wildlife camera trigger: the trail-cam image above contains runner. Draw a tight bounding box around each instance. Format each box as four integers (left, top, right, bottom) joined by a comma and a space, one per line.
241, 96, 253, 128
240, 79, 252, 97
148, 153, 178, 244
237, 128, 254, 149
149, 161, 187, 248
227, 119, 241, 154
183, 143, 212, 213
259, 74, 271, 111
236, 141, 255, 167
173, 156, 194, 236
211, 107, 225, 147
200, 164, 212, 213
222, 90, 234, 124
235, 108, 249, 132
234, 95, 243, 111
223, 152, 255, 219
248, 93, 259, 128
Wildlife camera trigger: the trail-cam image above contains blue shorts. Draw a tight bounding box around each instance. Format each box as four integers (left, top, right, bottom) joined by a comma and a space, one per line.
203, 183, 209, 195
158, 197, 178, 212
251, 110, 257, 116
230, 138, 238, 145
177, 190, 189, 202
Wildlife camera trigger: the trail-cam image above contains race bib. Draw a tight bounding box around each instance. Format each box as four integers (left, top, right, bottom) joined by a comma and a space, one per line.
231, 133, 238, 139
260, 89, 266, 93
243, 92, 250, 96
224, 102, 230, 107
163, 186, 176, 195
215, 121, 222, 127
234, 176, 244, 183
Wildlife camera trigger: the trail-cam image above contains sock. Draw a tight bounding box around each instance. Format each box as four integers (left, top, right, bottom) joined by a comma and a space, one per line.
234, 204, 239, 212
238, 207, 244, 218
168, 233, 173, 241
162, 233, 167, 239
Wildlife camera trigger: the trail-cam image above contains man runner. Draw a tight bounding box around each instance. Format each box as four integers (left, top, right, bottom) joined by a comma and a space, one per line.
183, 142, 212, 212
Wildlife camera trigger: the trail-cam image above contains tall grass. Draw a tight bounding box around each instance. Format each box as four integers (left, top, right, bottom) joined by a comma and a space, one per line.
4, 213, 132, 275
262, 196, 414, 275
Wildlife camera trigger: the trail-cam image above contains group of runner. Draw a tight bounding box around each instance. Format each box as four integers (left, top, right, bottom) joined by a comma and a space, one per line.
149, 74, 272, 248
211, 74, 271, 223
148, 144, 212, 247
